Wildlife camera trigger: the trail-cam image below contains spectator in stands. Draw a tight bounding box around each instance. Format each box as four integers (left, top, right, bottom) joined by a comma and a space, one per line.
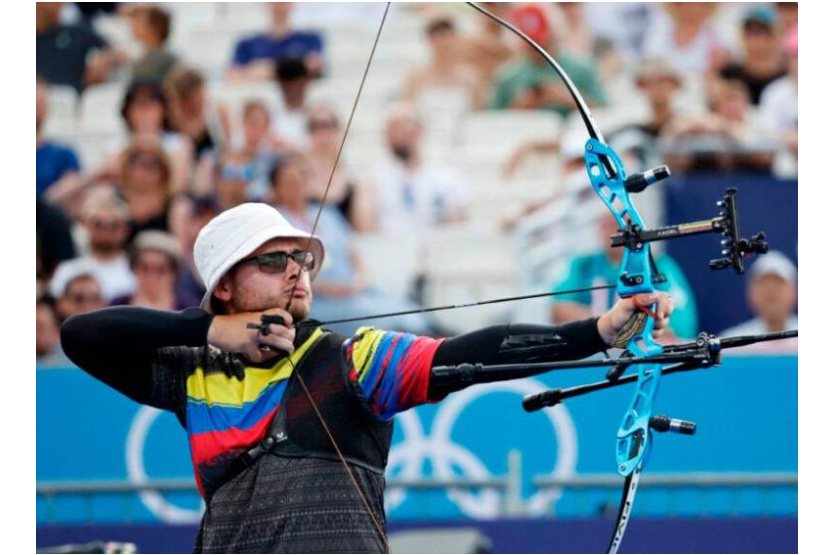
37, 297, 68, 365
775, 2, 798, 34
458, 2, 515, 85
721, 251, 797, 352
270, 156, 434, 336
581, 3, 659, 63
374, 103, 469, 234
50, 259, 107, 322
642, 3, 726, 76
273, 57, 314, 147
552, 212, 698, 340
213, 150, 259, 211
606, 58, 684, 169
128, 4, 179, 86
403, 15, 484, 122
227, 2, 323, 82
116, 141, 173, 238
103, 81, 193, 193
77, 189, 136, 302
165, 67, 227, 160
662, 79, 775, 173
36, 79, 84, 203
719, 7, 786, 105
490, 4, 605, 116
760, 26, 797, 175
233, 101, 298, 199
111, 231, 197, 310
305, 105, 375, 232
36, 2, 123, 93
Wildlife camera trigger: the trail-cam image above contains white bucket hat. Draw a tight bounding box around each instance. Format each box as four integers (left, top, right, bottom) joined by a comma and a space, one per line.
193, 203, 325, 312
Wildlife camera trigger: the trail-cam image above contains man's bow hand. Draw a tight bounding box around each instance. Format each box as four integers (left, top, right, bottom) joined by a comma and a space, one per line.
597, 293, 675, 347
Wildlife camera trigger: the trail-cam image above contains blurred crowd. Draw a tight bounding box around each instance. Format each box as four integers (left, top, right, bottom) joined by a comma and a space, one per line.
36, 2, 798, 364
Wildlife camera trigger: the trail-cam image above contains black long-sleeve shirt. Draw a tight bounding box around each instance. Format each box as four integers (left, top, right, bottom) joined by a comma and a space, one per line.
61, 306, 608, 408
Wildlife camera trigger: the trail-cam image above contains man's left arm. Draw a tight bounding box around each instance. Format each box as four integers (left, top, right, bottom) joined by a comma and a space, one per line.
344, 292, 674, 419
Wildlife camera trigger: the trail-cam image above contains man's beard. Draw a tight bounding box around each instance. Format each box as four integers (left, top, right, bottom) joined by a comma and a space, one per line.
230, 289, 311, 323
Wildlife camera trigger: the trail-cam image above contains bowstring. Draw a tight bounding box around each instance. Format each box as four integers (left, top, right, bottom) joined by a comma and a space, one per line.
280, 3, 392, 552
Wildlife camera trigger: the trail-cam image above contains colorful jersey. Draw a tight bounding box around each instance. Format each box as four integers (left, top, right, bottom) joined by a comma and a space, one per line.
344, 327, 445, 421
179, 326, 442, 494
184, 327, 325, 494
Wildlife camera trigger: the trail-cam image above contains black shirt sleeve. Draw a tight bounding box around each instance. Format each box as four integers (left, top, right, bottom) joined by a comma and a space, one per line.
61, 306, 214, 411
428, 318, 607, 400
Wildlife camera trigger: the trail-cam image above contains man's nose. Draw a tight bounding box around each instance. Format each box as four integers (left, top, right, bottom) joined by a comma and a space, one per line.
285, 257, 303, 280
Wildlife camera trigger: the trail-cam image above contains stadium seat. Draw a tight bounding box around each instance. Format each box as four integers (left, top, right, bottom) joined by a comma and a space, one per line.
460, 111, 563, 161
352, 232, 421, 300
43, 86, 79, 137
179, 27, 246, 80
78, 82, 127, 133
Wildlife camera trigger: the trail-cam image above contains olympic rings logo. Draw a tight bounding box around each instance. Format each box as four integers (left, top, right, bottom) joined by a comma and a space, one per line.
126, 378, 577, 523
386, 378, 577, 518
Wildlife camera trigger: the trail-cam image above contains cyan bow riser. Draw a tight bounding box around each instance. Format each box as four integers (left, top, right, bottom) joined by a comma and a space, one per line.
585, 139, 658, 297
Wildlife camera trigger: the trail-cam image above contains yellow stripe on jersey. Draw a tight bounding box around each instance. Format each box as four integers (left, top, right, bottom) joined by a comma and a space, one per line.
186, 327, 324, 407
349, 327, 385, 381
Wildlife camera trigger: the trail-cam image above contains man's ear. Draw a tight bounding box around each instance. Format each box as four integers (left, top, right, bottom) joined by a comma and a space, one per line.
213, 274, 234, 303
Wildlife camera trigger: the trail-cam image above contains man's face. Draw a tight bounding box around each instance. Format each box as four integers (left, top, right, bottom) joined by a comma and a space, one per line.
217, 238, 314, 322
85, 207, 130, 254
56, 276, 105, 320
749, 274, 797, 323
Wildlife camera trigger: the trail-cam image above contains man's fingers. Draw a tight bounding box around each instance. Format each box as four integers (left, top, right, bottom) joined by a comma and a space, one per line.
655, 295, 675, 320
262, 308, 293, 328
267, 324, 296, 342
258, 333, 295, 354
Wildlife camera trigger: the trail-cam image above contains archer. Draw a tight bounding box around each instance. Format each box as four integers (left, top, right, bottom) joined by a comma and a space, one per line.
61, 202, 675, 553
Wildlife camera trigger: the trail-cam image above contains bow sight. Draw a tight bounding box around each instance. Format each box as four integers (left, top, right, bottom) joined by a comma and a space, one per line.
611, 168, 770, 278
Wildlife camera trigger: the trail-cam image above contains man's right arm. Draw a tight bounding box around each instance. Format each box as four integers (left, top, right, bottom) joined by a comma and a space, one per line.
61, 307, 214, 409
61, 306, 298, 409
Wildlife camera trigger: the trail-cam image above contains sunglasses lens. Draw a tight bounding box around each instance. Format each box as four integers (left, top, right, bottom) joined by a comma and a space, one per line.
296, 252, 315, 270
249, 251, 315, 274
257, 252, 288, 273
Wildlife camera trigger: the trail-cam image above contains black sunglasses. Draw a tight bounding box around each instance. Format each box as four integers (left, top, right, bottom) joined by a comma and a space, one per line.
237, 250, 316, 274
